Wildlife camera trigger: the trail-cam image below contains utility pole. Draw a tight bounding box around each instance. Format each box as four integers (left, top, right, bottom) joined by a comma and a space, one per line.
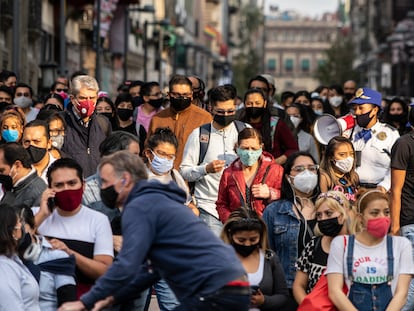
59, 0, 67, 77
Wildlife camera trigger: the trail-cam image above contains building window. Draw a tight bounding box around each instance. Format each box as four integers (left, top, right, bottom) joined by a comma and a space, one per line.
317, 59, 326, 68
301, 59, 310, 72
267, 59, 276, 72
284, 59, 294, 72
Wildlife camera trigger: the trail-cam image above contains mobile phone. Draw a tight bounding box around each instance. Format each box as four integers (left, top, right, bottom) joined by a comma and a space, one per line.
47, 197, 55, 212
250, 285, 259, 295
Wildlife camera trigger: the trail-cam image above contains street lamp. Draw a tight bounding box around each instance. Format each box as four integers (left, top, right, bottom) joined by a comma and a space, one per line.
123, 5, 155, 81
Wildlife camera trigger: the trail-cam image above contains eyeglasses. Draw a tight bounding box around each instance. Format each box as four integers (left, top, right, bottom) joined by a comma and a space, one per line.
169, 92, 192, 99
16, 92, 30, 97
291, 164, 319, 173
56, 88, 69, 93
152, 149, 176, 161
213, 109, 236, 115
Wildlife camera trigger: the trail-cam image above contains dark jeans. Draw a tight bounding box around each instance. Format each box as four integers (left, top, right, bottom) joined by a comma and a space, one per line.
173, 286, 250, 311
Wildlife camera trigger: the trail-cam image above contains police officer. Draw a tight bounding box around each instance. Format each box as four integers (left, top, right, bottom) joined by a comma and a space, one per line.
349, 87, 399, 192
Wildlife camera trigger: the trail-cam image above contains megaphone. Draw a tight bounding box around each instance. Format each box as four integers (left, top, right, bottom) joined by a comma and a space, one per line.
313, 114, 355, 145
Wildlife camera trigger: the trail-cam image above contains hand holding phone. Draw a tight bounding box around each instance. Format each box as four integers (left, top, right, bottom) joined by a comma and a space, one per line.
47, 197, 55, 212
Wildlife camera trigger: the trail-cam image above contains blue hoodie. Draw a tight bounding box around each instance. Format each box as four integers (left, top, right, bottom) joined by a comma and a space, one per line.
81, 179, 245, 308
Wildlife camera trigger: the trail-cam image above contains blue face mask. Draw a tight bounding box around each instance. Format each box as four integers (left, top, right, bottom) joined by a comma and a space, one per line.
237, 147, 262, 167
2, 129, 19, 142
150, 150, 174, 175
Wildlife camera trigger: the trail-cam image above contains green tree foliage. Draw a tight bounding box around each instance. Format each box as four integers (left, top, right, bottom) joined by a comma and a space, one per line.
232, 5, 264, 95
314, 37, 360, 85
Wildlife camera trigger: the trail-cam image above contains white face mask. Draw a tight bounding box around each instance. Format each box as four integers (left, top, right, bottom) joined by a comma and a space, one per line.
51, 135, 64, 150
290, 116, 302, 129
290, 170, 318, 194
313, 109, 323, 116
329, 96, 342, 108
14, 96, 32, 108
334, 156, 354, 173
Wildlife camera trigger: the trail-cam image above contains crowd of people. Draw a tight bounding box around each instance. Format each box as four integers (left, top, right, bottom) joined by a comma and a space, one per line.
0, 68, 413, 311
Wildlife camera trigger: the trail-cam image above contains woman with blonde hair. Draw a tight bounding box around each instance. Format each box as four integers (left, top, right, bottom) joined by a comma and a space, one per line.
327, 189, 414, 311
293, 190, 351, 304
221, 208, 288, 310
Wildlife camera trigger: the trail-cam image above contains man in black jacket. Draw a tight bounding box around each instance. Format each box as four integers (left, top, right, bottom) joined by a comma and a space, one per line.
61, 75, 111, 177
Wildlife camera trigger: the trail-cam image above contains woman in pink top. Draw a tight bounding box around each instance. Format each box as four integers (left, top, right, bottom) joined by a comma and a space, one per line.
136, 82, 164, 132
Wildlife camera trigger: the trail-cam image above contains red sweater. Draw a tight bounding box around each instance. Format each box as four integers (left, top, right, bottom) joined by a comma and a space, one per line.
216, 151, 283, 223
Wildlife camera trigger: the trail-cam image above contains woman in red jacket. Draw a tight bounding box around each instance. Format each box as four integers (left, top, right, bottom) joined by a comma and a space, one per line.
216, 128, 283, 223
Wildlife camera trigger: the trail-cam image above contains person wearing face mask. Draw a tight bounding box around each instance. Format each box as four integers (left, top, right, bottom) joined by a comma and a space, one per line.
0, 143, 47, 207
293, 191, 352, 305
324, 84, 349, 118
382, 97, 410, 136
216, 128, 283, 223
136, 82, 164, 133
33, 158, 114, 298
286, 103, 319, 163
13, 82, 39, 122
221, 208, 289, 310
238, 88, 298, 165
17, 205, 77, 310
0, 109, 25, 143
319, 136, 359, 206
95, 96, 119, 130
61, 75, 111, 178
327, 189, 414, 311
263, 152, 320, 310
180, 85, 250, 237
148, 75, 212, 170
349, 87, 399, 193
113, 93, 137, 134
22, 120, 56, 183
0, 204, 40, 311
343, 80, 357, 102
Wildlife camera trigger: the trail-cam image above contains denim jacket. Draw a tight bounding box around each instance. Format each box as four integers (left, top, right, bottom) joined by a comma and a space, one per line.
263, 199, 300, 288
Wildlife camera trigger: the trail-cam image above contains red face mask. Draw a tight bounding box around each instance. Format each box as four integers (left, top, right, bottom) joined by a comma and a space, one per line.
76, 99, 95, 118
366, 217, 391, 238
54, 188, 83, 212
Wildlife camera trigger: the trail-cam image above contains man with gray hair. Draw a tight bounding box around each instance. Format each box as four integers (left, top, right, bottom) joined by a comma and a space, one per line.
60, 150, 250, 311
61, 75, 111, 177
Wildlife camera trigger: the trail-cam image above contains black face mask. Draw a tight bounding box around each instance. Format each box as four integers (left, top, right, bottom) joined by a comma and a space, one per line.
170, 97, 191, 112
117, 108, 133, 121
100, 185, 119, 209
232, 242, 259, 257
0, 174, 13, 191
26, 145, 47, 164
132, 96, 144, 108
149, 98, 164, 109
100, 112, 113, 120
317, 217, 343, 237
344, 93, 354, 102
356, 110, 373, 128
214, 114, 237, 127
246, 107, 265, 119
388, 114, 405, 123
0, 101, 10, 113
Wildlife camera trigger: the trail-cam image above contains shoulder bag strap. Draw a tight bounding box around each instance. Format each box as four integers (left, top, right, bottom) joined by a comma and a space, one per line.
386, 236, 394, 284
347, 235, 355, 283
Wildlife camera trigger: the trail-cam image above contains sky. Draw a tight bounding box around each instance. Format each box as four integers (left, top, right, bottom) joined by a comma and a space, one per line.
264, 0, 339, 18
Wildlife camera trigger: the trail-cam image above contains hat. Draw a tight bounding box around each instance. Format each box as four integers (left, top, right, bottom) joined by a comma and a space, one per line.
349, 87, 382, 107
260, 74, 275, 87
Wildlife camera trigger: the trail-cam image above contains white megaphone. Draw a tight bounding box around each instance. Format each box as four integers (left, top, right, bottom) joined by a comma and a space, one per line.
313, 114, 355, 145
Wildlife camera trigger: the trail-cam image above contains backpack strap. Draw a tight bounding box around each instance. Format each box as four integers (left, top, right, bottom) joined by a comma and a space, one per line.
269, 116, 279, 148
198, 123, 211, 165
347, 235, 355, 283
261, 165, 271, 184
234, 120, 247, 133
386, 235, 394, 284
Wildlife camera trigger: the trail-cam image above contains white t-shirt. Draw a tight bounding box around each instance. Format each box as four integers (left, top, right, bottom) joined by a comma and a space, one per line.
33, 206, 114, 257
326, 235, 414, 294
